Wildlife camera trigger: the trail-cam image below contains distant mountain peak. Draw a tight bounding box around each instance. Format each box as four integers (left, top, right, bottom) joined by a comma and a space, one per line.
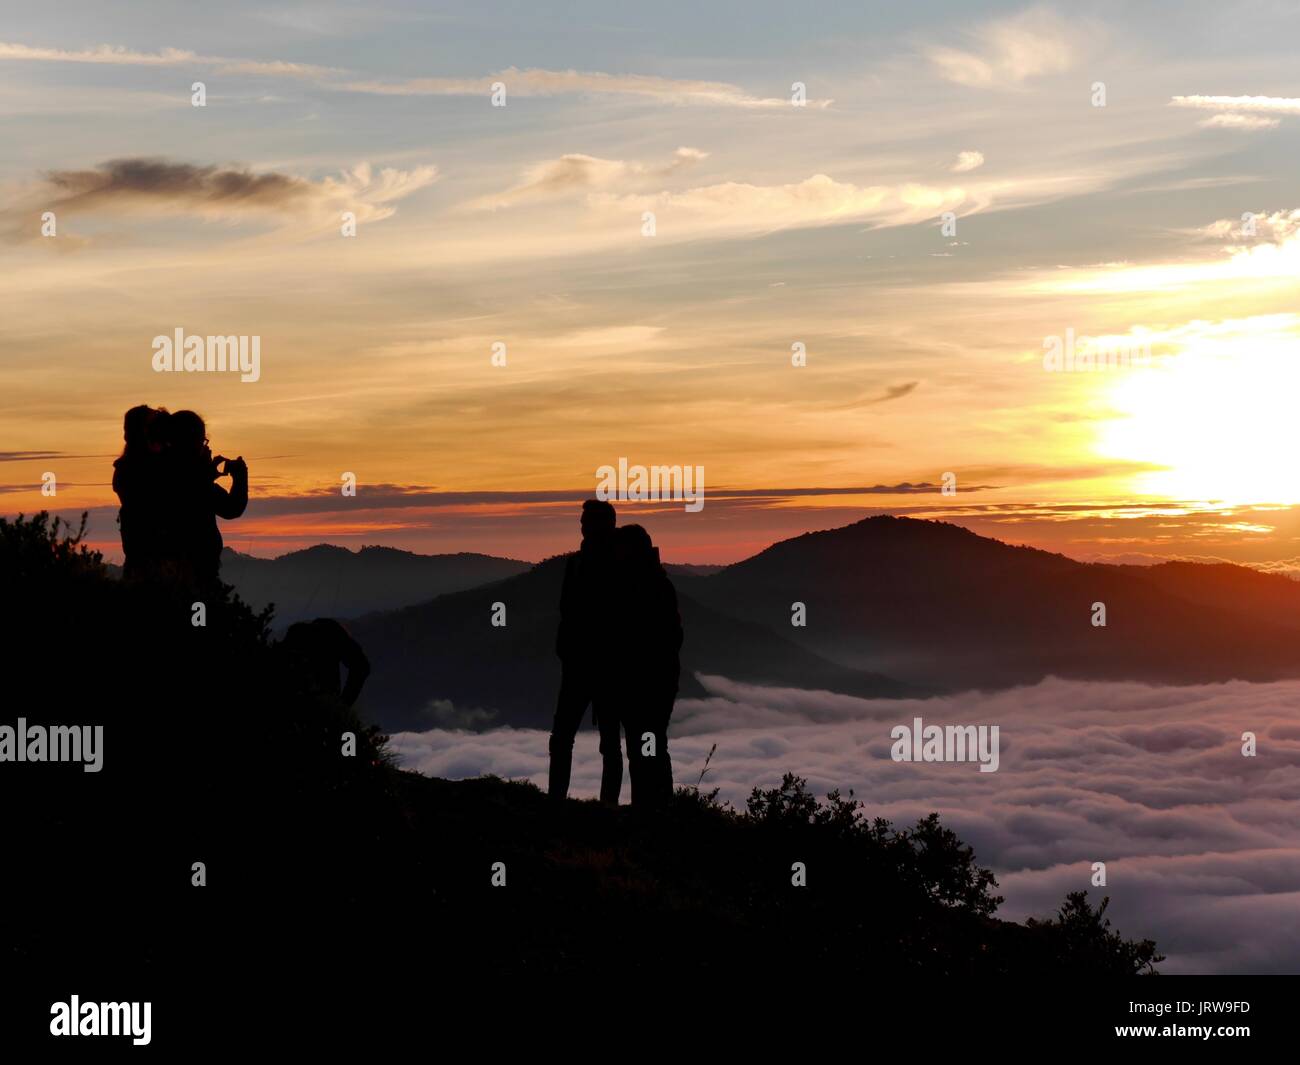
277, 543, 356, 561
725, 513, 1063, 577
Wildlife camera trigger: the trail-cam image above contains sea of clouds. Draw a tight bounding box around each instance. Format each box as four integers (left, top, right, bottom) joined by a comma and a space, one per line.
387, 675, 1300, 974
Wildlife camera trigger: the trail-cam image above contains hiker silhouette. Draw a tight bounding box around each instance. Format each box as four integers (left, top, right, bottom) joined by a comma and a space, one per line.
548, 501, 682, 806
113, 406, 248, 587
278, 618, 371, 708
613, 523, 682, 807
112, 404, 168, 580
550, 499, 622, 802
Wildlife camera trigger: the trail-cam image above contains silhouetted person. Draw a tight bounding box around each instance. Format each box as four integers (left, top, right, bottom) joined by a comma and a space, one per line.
279, 618, 371, 708
549, 499, 623, 803
614, 524, 682, 807
113, 404, 170, 580
158, 410, 248, 588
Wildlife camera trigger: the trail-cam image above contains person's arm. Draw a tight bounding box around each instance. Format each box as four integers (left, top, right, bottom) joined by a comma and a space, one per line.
556, 554, 577, 659
665, 575, 684, 691
212, 457, 249, 519
661, 575, 684, 652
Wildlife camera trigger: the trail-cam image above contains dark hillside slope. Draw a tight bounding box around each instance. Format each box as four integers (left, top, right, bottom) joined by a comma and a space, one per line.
688, 516, 1300, 687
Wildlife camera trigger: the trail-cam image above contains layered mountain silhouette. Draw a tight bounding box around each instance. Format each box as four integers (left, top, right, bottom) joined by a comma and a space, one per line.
135, 545, 723, 628
346, 515, 1300, 730
684, 515, 1300, 689
350, 554, 913, 731
217, 544, 530, 626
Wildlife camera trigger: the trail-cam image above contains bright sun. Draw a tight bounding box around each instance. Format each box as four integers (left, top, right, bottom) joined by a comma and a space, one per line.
1096, 316, 1300, 504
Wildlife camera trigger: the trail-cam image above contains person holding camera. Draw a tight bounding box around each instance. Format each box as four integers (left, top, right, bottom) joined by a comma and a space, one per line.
161, 409, 249, 588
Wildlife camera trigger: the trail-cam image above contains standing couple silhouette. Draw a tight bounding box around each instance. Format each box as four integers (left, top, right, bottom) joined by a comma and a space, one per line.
112, 405, 248, 588
549, 500, 683, 808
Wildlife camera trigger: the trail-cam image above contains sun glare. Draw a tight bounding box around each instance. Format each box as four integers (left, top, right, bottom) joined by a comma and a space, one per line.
1097, 319, 1300, 503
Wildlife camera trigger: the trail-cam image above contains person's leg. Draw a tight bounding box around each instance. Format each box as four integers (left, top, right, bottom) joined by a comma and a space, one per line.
624, 717, 642, 807
595, 693, 623, 805
655, 694, 675, 804
548, 668, 589, 800
644, 690, 675, 807
624, 696, 655, 807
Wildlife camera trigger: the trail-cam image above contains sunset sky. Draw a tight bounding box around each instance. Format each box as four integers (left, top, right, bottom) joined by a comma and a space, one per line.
3, 1, 1300, 565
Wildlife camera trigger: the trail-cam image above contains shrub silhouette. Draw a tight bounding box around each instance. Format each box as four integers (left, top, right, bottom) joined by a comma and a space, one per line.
1, 512, 1161, 983
1025, 891, 1163, 975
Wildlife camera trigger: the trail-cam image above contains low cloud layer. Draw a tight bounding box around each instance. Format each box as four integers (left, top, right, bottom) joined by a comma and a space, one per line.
388, 675, 1300, 974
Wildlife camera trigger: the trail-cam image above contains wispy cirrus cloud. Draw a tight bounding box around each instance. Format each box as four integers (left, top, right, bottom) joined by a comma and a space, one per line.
0, 40, 340, 78
466, 148, 709, 211
829, 382, 921, 410
982, 212, 1300, 296
1198, 113, 1280, 131
1200, 208, 1300, 245
591, 173, 985, 238
0, 40, 820, 110
1172, 95, 1299, 132
451, 150, 1041, 255
0, 450, 69, 462
925, 8, 1082, 88
1171, 94, 1300, 114
339, 67, 830, 108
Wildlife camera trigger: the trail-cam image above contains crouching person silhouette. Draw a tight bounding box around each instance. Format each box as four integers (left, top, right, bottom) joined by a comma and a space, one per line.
279, 618, 371, 708
615, 525, 682, 808
549, 499, 623, 803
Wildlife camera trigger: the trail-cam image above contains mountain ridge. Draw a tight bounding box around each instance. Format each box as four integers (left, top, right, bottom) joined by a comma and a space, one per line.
687, 514, 1300, 688
349, 552, 915, 732
217, 544, 531, 626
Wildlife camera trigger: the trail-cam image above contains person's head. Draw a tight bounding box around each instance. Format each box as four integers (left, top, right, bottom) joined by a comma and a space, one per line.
580, 499, 616, 545
122, 405, 154, 451
120, 405, 170, 460
146, 407, 171, 453
615, 523, 655, 567
167, 410, 209, 457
